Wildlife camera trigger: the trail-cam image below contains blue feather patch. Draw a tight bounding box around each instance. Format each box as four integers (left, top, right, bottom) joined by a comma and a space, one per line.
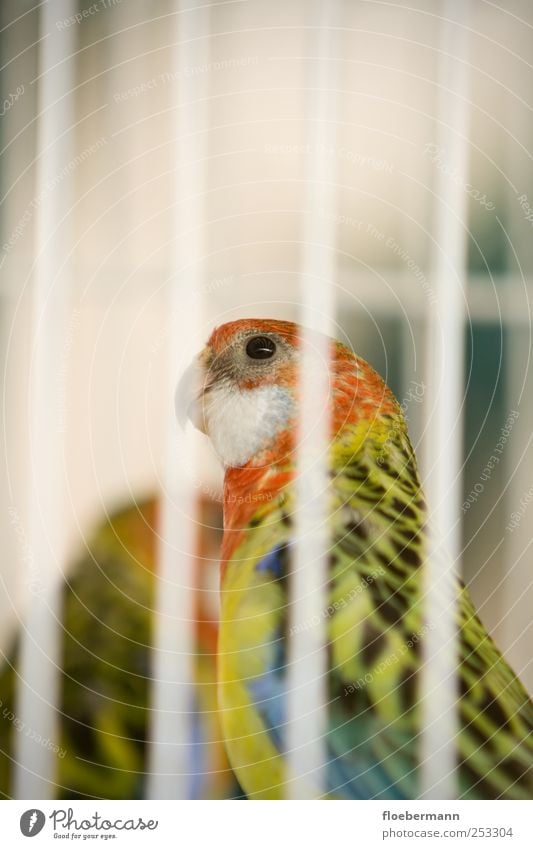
254, 544, 287, 578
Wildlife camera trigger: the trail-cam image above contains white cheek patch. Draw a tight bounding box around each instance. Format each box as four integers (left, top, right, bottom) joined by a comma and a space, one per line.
204, 384, 294, 467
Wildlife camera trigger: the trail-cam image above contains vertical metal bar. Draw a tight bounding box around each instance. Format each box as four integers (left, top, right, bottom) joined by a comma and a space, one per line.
287, 0, 339, 799
147, 1, 209, 800
502, 330, 533, 692
14, 0, 76, 799
420, 1, 470, 800
501, 95, 533, 694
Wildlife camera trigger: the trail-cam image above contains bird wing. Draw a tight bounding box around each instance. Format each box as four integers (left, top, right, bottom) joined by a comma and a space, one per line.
221, 423, 533, 799
327, 427, 533, 799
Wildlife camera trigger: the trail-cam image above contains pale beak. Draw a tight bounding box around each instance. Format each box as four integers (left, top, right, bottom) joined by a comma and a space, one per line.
175, 358, 205, 431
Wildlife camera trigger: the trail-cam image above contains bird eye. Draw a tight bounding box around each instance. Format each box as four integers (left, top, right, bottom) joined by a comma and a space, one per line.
245, 335, 277, 360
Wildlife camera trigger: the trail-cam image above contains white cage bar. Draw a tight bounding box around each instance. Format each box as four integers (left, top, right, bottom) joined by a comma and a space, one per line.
501, 93, 533, 694
14, 0, 76, 800
287, 0, 339, 800
420, 0, 471, 800
147, 1, 209, 800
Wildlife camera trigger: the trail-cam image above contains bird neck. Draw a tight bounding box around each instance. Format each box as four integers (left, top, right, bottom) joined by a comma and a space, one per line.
220, 437, 294, 572
219, 354, 402, 572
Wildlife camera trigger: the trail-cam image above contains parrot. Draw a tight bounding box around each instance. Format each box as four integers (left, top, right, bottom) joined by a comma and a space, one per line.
177, 317, 533, 800
0, 496, 241, 800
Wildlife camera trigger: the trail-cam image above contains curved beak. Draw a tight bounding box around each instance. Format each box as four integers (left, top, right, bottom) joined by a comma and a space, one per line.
175, 358, 205, 431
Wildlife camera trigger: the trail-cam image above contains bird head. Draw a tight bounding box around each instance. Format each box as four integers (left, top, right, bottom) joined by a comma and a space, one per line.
176, 318, 399, 469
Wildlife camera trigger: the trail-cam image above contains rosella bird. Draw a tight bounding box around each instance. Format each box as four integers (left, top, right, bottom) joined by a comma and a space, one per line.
177, 317, 533, 800
0, 497, 240, 800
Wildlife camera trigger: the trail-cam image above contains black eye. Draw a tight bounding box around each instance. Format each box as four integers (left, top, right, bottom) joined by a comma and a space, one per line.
245, 335, 276, 360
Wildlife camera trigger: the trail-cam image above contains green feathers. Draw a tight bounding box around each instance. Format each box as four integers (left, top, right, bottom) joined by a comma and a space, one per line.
329, 417, 533, 798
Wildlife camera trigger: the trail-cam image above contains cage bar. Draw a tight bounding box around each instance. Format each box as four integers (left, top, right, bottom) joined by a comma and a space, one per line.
146, 1, 209, 800
501, 95, 533, 695
14, 0, 76, 799
420, 0, 471, 800
287, 0, 339, 800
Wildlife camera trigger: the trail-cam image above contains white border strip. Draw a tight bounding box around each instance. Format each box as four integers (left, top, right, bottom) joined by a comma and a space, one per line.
4, 798, 532, 847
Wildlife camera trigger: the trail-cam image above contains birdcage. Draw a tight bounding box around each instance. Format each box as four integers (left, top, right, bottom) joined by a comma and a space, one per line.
0, 0, 532, 805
